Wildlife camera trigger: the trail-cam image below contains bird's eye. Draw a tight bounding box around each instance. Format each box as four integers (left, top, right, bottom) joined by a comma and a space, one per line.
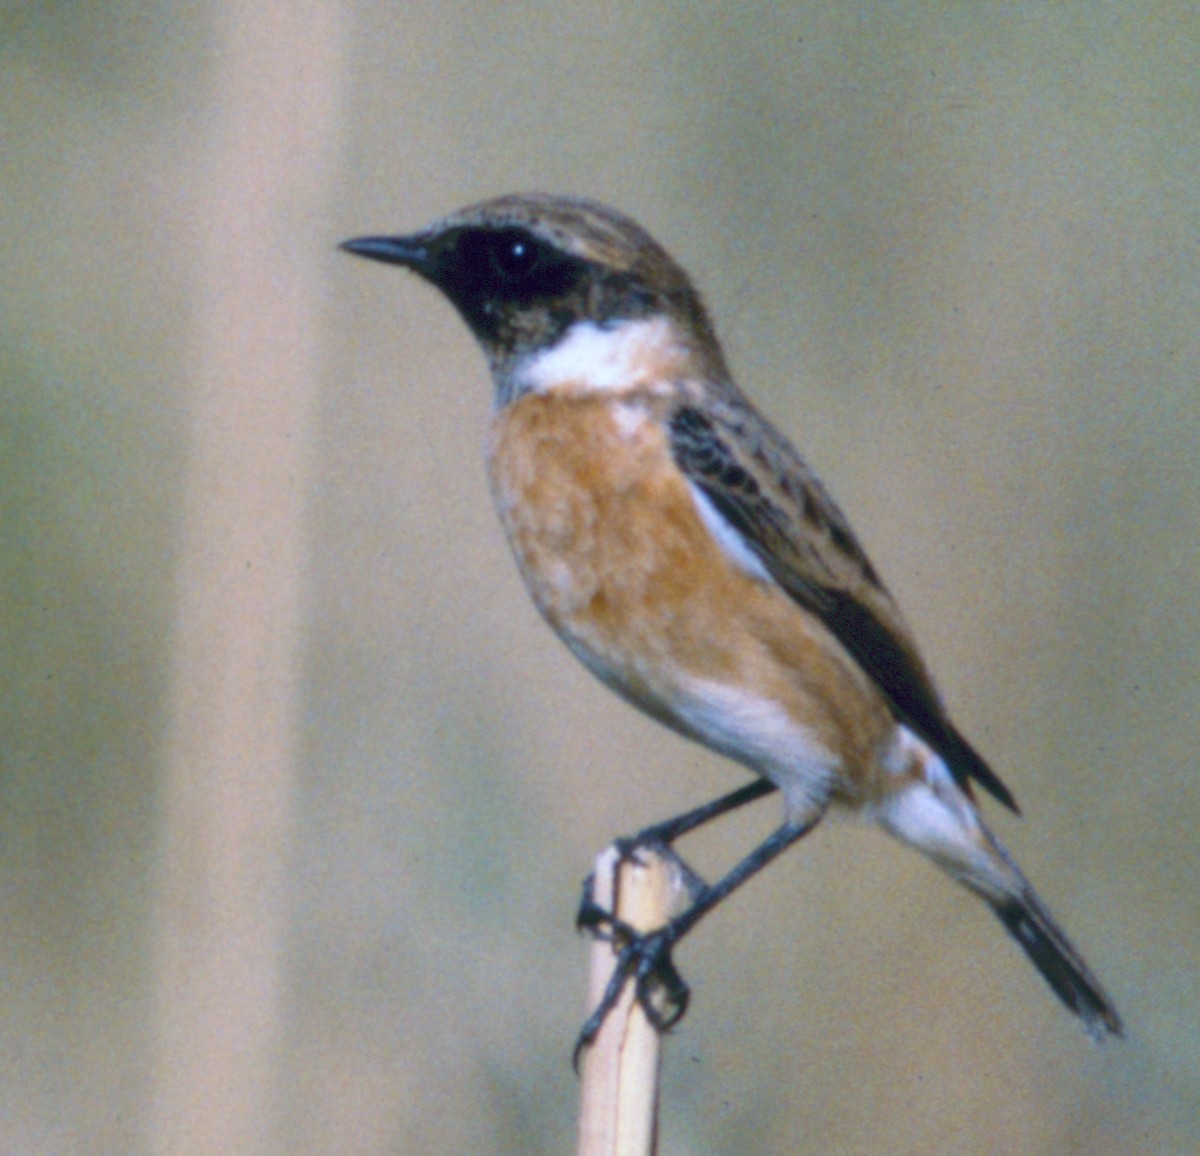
486, 232, 542, 282
442, 227, 577, 300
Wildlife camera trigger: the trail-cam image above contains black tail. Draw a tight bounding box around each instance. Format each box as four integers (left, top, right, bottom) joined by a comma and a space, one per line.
992, 890, 1122, 1039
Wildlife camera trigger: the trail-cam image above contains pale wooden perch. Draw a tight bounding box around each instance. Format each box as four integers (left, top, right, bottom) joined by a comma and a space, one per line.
577, 845, 689, 1156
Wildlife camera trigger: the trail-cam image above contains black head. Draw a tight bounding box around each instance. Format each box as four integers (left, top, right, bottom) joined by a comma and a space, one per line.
341, 194, 727, 388
341, 224, 590, 346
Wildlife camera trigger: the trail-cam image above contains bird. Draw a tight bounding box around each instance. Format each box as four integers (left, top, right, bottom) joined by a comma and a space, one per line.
340, 193, 1122, 1050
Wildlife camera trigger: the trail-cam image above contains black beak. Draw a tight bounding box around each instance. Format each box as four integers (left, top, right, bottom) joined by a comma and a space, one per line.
339, 235, 433, 273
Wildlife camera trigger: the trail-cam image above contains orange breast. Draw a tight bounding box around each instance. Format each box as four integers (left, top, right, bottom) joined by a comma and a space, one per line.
485, 389, 895, 799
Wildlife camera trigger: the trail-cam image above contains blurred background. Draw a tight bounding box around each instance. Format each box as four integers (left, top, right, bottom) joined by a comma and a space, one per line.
3, 2, 1198, 1152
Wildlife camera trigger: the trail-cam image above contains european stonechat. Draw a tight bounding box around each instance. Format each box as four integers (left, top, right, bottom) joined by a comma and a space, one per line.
341, 193, 1121, 1047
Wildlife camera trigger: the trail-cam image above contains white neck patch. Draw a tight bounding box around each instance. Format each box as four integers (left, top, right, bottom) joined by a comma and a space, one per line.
518, 316, 683, 396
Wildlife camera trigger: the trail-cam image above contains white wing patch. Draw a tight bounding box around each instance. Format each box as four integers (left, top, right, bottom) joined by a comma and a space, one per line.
687, 481, 775, 585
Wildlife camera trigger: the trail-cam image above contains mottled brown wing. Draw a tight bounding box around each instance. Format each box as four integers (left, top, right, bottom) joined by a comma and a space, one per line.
668, 403, 1018, 813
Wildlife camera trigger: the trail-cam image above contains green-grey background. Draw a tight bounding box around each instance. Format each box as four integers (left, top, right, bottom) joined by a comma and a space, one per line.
3, 2, 1197, 1152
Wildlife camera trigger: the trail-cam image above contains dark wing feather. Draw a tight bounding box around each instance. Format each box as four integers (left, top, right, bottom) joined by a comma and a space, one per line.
669, 403, 1018, 813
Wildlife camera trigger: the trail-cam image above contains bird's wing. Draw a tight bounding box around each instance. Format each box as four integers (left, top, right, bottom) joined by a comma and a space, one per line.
668, 401, 1018, 813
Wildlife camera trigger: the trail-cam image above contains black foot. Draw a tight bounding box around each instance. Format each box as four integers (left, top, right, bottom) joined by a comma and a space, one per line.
575, 839, 706, 939
571, 787, 816, 1069
575, 871, 611, 936
573, 921, 690, 1069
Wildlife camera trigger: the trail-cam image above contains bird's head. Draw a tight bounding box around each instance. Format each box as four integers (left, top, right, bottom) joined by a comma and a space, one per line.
341, 193, 728, 403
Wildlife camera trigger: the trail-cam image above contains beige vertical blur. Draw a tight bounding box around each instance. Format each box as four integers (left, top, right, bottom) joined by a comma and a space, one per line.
150, 4, 345, 1153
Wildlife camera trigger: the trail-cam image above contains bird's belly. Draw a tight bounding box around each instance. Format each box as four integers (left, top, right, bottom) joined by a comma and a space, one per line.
486, 391, 894, 806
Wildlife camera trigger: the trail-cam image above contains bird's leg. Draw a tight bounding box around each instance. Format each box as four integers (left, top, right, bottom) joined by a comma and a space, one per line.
625, 777, 779, 847
576, 777, 778, 939
575, 798, 823, 1061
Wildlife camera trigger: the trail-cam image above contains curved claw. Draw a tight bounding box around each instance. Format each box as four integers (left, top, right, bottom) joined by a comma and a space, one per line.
575, 872, 605, 933
634, 937, 689, 1031
576, 873, 639, 941
572, 926, 692, 1070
